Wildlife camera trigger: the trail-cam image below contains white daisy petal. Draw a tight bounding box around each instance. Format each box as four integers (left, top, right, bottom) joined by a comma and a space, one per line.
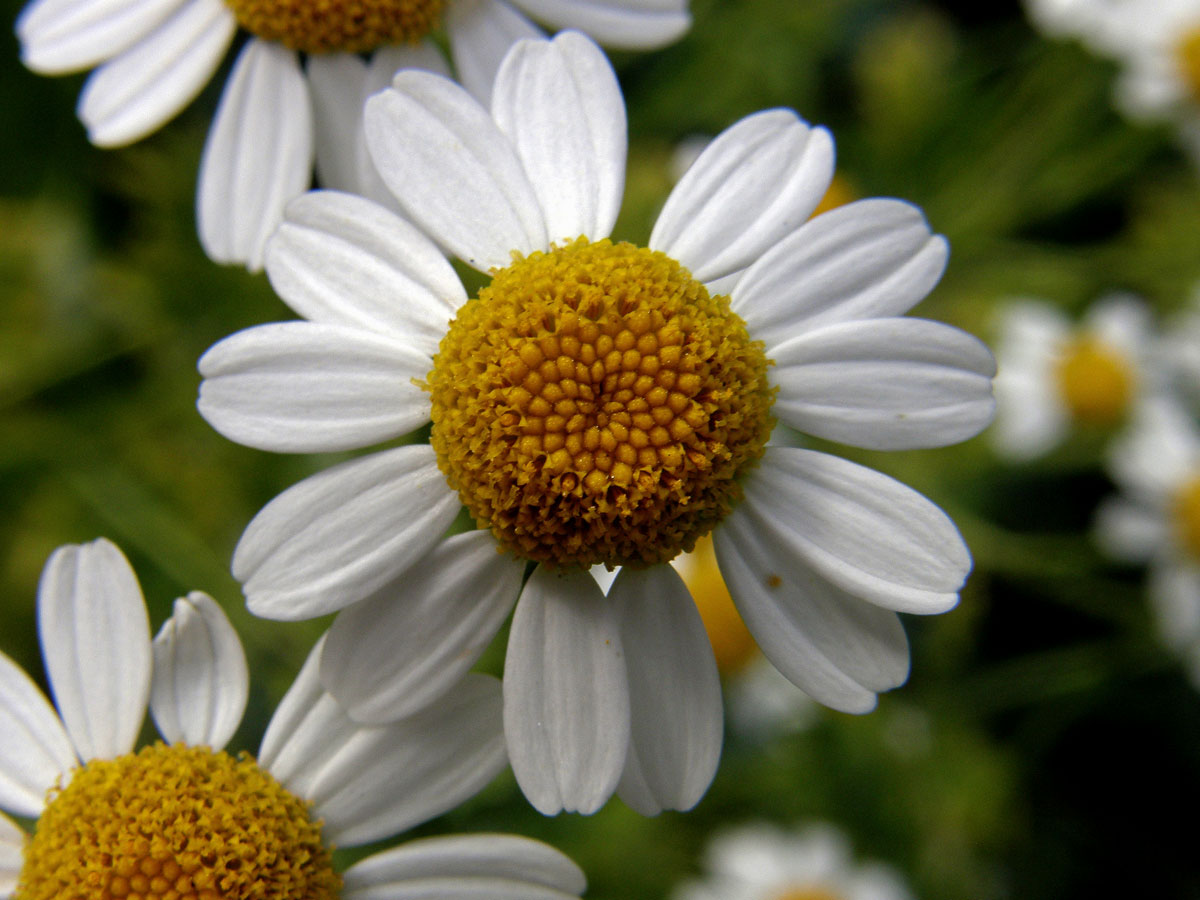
650, 109, 834, 284
0, 652, 77, 817
233, 445, 460, 621
264, 190, 464, 357
609, 565, 722, 816
321, 530, 524, 723
1093, 497, 1167, 563
17, 0, 184, 74
507, 0, 690, 49
197, 321, 432, 453
343, 834, 586, 900
989, 371, 1068, 462
503, 566, 630, 815
770, 317, 996, 450
272, 672, 506, 847
197, 39, 313, 271
258, 634, 327, 772
446, 0, 543, 106
1149, 563, 1200, 652
731, 199, 949, 349
38, 538, 151, 762
714, 509, 910, 713
365, 69, 548, 271
149, 591, 248, 751
491, 30, 626, 244
739, 448, 970, 614
0, 810, 23, 894
76, 0, 235, 146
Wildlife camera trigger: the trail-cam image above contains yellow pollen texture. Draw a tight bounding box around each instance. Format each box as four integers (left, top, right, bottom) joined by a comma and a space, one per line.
771, 887, 845, 900
1180, 26, 1200, 103
1054, 335, 1134, 426
17, 742, 341, 900
1173, 475, 1200, 560
224, 0, 444, 54
426, 237, 774, 569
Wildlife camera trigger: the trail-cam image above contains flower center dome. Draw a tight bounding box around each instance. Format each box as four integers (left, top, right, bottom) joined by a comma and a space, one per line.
671, 533, 758, 674
772, 888, 844, 900
18, 742, 340, 900
1054, 334, 1134, 425
1173, 475, 1200, 560
426, 237, 774, 570
224, 0, 444, 54
1180, 26, 1200, 104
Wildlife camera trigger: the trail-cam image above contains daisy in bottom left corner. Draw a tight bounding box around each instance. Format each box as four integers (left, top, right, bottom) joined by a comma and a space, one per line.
0, 537, 585, 900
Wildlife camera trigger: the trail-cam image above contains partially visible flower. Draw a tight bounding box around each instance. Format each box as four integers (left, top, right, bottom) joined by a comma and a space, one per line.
16, 0, 691, 271
198, 32, 994, 817
673, 822, 914, 900
991, 293, 1151, 460
0, 538, 584, 900
1095, 395, 1200, 687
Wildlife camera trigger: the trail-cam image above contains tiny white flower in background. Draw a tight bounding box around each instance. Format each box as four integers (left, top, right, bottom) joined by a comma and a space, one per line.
1160, 281, 1200, 407
1095, 395, 1200, 689
0, 537, 585, 900
197, 32, 995, 817
15, 0, 690, 271
672, 821, 915, 900
991, 293, 1151, 461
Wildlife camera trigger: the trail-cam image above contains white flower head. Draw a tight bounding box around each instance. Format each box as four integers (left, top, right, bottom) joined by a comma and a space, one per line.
16, 0, 691, 272
991, 293, 1152, 461
197, 32, 996, 817
673, 821, 914, 900
1095, 394, 1200, 688
0, 537, 584, 900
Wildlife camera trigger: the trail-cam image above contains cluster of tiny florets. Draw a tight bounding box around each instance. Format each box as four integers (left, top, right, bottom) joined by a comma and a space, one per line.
224, 0, 445, 53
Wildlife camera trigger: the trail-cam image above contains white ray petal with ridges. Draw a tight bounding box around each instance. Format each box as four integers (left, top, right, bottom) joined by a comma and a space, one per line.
18, 0, 184, 74
0, 652, 77, 817
446, 0, 543, 106
508, 0, 689, 49
0, 811, 24, 894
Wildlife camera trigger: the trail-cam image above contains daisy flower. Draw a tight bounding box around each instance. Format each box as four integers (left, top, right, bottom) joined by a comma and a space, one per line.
1095, 395, 1200, 688
197, 32, 995, 816
991, 293, 1151, 461
0, 537, 586, 900
16, 0, 690, 272
672, 821, 914, 900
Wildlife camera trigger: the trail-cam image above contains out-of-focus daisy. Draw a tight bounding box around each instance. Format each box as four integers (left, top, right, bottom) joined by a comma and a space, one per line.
1095, 396, 1200, 687
673, 822, 914, 900
16, 0, 690, 271
197, 32, 995, 816
991, 293, 1151, 461
1022, 0, 1135, 53
0, 537, 585, 900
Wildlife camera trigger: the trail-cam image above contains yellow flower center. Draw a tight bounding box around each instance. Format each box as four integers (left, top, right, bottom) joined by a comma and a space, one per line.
772, 888, 844, 900
671, 533, 758, 674
18, 742, 340, 900
1173, 475, 1200, 560
224, 0, 444, 54
1053, 335, 1135, 426
426, 237, 774, 569
1179, 26, 1200, 104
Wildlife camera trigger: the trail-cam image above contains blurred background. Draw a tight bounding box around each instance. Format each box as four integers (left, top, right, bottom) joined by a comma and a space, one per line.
3, 0, 1200, 897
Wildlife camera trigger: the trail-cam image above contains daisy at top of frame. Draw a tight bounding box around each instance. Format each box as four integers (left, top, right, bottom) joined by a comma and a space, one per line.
197, 32, 996, 817
0, 537, 584, 900
15, 0, 689, 272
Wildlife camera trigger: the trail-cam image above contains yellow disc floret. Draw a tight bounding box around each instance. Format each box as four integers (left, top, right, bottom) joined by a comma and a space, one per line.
18, 742, 340, 900
1179, 26, 1200, 104
224, 0, 444, 54
1054, 335, 1135, 426
1173, 475, 1200, 560
426, 237, 774, 569
772, 889, 845, 900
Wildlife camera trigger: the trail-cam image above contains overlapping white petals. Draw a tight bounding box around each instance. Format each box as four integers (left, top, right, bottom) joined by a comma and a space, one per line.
650, 109, 834, 285
731, 199, 949, 350
37, 538, 151, 762
447, 0, 544, 106
149, 591, 248, 751
739, 448, 970, 615
198, 321, 431, 452
770, 317, 996, 450
342, 834, 587, 900
76, 0, 234, 146
504, 567, 629, 815
509, 0, 690, 49
609, 566, 722, 816
0, 811, 23, 894
366, 68, 548, 271
197, 39, 313, 271
233, 445, 460, 620
714, 508, 910, 714
0, 652, 77, 817
492, 30, 626, 244
321, 530, 524, 723
17, 0, 183, 74
263, 641, 506, 847
265, 191, 465, 358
